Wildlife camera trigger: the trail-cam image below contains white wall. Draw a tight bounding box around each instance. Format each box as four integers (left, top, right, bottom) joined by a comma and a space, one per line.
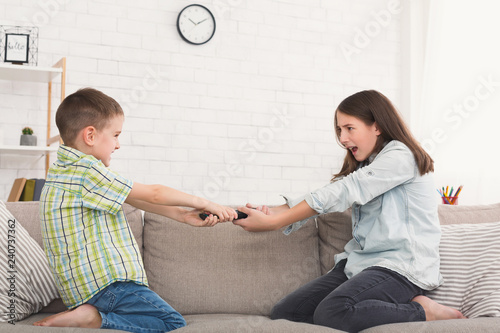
0, 0, 402, 205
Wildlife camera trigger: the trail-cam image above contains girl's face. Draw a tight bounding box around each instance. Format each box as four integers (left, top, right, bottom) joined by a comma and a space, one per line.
336, 111, 381, 162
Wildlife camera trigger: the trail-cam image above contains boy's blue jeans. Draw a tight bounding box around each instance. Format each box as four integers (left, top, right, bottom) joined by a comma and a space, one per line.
86, 281, 186, 333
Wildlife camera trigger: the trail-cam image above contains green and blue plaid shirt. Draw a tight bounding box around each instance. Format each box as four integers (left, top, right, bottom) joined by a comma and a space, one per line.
40, 145, 147, 308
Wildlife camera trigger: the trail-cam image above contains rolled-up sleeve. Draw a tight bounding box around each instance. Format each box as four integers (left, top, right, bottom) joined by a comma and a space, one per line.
281, 194, 317, 235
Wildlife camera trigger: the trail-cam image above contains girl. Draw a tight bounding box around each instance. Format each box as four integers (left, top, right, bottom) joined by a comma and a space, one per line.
234, 90, 466, 332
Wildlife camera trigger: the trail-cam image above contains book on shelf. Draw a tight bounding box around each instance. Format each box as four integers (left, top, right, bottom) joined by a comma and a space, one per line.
20, 179, 36, 201
32, 178, 45, 201
7, 178, 27, 202
7, 178, 46, 202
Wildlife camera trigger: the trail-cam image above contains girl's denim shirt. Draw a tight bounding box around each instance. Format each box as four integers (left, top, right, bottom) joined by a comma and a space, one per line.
283, 140, 443, 290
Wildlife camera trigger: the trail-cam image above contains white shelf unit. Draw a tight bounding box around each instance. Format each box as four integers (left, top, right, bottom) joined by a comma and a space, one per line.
0, 145, 59, 155
0, 58, 66, 175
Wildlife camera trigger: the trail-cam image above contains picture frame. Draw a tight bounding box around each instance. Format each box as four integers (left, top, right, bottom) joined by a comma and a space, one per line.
4, 33, 29, 64
0, 26, 38, 66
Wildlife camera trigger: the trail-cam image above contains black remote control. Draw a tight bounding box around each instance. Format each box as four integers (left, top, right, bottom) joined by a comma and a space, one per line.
199, 210, 248, 220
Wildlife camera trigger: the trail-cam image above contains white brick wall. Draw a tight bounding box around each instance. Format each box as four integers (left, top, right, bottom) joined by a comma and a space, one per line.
0, 0, 401, 205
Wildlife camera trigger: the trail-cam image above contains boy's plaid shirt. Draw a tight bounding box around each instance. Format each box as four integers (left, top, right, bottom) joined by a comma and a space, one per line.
40, 145, 147, 308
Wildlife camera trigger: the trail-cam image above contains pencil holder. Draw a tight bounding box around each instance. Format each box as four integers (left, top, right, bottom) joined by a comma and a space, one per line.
442, 196, 458, 205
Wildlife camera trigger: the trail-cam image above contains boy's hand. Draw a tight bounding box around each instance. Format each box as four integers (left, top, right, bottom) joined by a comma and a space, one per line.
201, 203, 237, 222
183, 209, 221, 227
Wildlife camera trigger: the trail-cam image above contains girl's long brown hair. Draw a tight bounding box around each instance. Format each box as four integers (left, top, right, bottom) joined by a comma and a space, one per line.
332, 90, 433, 181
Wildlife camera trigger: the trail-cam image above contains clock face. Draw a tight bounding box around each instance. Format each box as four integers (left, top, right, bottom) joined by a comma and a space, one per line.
177, 5, 216, 45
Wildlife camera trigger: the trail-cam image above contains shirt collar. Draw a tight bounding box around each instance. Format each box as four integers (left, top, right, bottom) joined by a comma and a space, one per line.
57, 145, 96, 164
360, 141, 389, 167
367, 152, 377, 164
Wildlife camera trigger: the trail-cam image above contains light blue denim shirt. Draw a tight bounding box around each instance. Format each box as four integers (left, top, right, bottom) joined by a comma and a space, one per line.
283, 140, 443, 290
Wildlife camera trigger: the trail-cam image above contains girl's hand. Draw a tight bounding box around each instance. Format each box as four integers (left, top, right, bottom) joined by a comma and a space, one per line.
233, 206, 278, 232
235, 201, 316, 232
245, 203, 271, 215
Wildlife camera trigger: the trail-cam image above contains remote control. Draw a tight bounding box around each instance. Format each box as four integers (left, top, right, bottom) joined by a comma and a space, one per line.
235, 210, 248, 219
199, 210, 248, 220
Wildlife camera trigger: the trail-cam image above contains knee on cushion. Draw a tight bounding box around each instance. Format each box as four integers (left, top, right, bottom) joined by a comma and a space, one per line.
313, 295, 353, 330
270, 300, 294, 321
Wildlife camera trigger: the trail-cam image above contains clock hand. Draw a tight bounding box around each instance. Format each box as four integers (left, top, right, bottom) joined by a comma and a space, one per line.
197, 18, 208, 24
189, 18, 197, 25
186, 25, 197, 35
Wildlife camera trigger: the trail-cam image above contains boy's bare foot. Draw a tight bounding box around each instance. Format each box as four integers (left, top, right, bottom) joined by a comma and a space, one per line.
33, 304, 101, 328
412, 295, 467, 321
33, 309, 70, 326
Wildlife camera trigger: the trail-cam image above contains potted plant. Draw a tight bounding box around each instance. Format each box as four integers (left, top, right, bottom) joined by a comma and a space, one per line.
20, 127, 37, 146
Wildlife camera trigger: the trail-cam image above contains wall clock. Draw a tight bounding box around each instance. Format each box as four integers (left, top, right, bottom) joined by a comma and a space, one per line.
177, 4, 216, 45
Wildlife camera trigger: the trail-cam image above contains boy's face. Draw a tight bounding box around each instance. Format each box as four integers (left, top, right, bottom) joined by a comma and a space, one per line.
93, 115, 124, 167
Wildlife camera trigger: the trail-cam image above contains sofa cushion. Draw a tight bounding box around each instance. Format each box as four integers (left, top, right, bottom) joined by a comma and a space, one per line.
317, 209, 352, 275
177, 314, 343, 332
4, 201, 144, 314
426, 221, 500, 318
0, 201, 59, 322
360, 317, 500, 333
438, 202, 500, 225
143, 212, 321, 315
14, 313, 131, 332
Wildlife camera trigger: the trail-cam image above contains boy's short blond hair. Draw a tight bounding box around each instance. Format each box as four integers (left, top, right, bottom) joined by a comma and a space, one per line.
56, 87, 124, 145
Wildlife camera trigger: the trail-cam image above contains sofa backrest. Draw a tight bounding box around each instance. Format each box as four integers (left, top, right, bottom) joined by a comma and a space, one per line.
142, 210, 321, 316
316, 209, 352, 275
438, 202, 500, 225
316, 202, 500, 275
5, 202, 44, 248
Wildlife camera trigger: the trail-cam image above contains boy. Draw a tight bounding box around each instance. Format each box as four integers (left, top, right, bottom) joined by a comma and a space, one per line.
34, 88, 237, 332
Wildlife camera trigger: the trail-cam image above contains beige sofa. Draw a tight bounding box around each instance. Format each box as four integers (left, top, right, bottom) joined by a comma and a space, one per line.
2, 201, 500, 332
